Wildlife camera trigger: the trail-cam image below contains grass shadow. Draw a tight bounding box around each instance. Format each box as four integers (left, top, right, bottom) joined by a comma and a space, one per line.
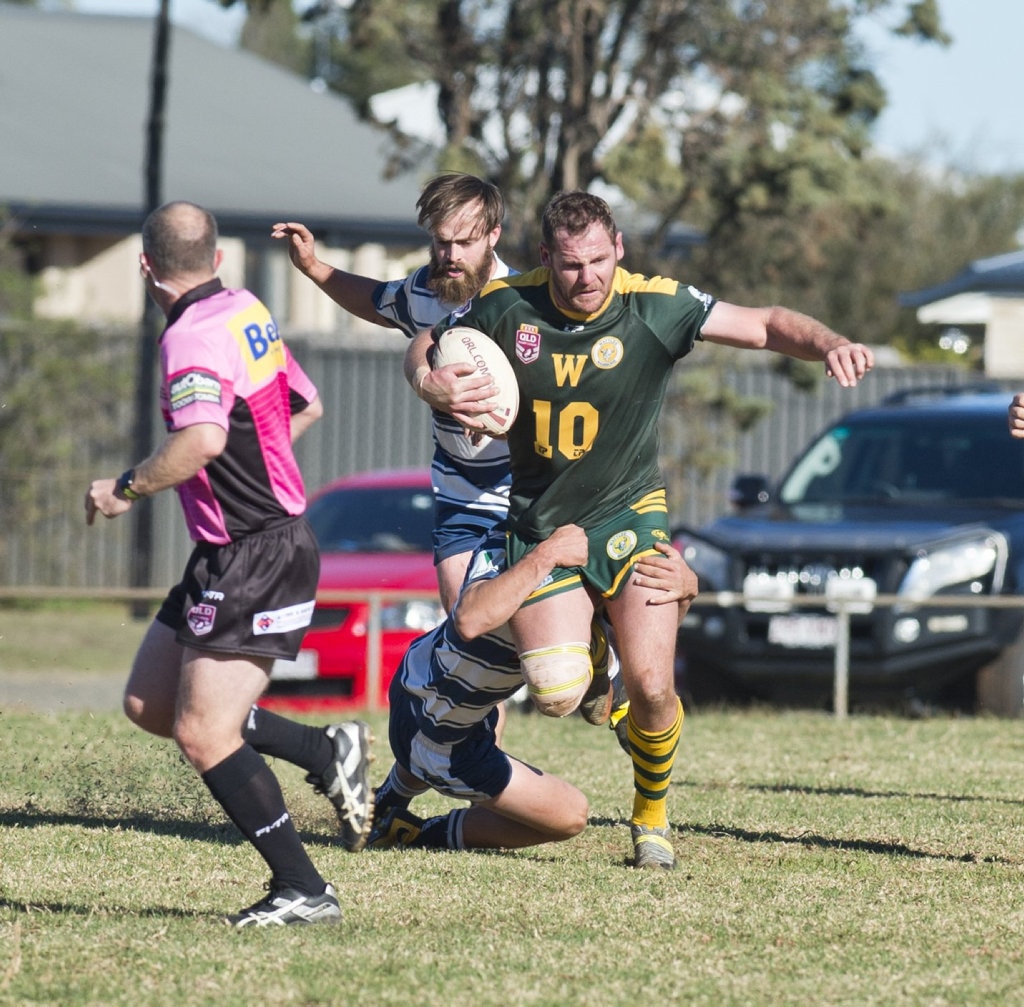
0, 807, 347, 850
586, 814, 1015, 865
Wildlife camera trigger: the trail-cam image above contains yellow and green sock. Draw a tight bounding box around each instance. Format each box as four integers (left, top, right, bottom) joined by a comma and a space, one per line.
628, 697, 683, 830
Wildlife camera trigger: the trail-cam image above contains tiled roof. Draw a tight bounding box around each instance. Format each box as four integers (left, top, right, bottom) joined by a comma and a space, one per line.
900, 250, 1024, 308
0, 4, 427, 243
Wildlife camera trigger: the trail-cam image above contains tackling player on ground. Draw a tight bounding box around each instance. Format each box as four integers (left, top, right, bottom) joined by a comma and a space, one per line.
365, 529, 696, 852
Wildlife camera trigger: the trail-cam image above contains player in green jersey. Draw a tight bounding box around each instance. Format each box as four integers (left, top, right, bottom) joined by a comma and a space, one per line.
428, 190, 874, 869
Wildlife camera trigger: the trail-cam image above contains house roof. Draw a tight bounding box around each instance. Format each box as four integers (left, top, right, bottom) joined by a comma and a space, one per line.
0, 4, 427, 244
899, 250, 1024, 309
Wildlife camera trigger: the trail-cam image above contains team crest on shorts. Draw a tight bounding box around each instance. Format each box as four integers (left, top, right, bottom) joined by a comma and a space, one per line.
606, 529, 638, 560
591, 336, 623, 370
516, 324, 541, 364
187, 603, 217, 636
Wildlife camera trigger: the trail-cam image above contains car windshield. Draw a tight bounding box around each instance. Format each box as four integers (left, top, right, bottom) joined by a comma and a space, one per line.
779, 415, 1024, 506
306, 485, 435, 553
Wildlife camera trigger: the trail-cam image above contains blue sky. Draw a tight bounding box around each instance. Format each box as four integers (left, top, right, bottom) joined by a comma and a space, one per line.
862, 0, 1024, 174
72, 0, 1024, 175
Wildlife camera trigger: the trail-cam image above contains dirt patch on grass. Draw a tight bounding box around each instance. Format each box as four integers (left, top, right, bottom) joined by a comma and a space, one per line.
0, 670, 125, 713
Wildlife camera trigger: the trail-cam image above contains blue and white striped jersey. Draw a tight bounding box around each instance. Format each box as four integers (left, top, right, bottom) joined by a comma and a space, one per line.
392, 530, 524, 744
373, 257, 514, 504
372, 257, 513, 337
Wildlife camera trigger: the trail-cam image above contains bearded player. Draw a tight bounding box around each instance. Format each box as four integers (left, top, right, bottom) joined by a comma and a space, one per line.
273, 175, 629, 737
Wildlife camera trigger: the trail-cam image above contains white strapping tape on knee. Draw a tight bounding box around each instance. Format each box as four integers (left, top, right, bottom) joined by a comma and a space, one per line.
519, 642, 592, 718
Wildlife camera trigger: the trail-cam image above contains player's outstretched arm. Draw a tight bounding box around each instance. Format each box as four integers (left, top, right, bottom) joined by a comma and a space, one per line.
453, 525, 588, 641
270, 221, 388, 326
702, 302, 874, 388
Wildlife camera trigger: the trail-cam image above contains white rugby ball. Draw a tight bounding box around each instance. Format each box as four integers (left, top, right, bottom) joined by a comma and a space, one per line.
432, 325, 520, 436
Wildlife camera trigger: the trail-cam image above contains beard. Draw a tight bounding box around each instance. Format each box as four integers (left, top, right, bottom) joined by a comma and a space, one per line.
427, 246, 495, 306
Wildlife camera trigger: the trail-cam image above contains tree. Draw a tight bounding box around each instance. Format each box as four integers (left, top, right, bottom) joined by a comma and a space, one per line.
309, 0, 950, 263
214, 1, 1021, 508
238, 0, 310, 76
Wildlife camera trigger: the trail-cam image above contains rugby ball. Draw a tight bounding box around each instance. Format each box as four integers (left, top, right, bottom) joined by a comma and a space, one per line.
432, 326, 519, 436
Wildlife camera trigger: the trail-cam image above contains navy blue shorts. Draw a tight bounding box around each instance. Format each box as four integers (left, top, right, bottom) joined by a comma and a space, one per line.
429, 447, 509, 564
155, 517, 319, 661
386, 675, 512, 802
432, 498, 505, 563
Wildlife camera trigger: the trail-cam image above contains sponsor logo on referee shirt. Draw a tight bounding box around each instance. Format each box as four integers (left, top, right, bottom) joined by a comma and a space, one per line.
169, 370, 222, 412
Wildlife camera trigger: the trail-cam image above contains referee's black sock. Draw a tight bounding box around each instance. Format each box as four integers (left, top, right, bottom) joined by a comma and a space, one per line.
242, 704, 333, 775
202, 744, 325, 896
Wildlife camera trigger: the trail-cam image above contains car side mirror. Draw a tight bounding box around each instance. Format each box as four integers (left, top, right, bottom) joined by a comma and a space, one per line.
729, 474, 771, 511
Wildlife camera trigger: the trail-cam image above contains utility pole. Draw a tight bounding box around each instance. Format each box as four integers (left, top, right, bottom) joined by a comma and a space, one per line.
129, 0, 170, 616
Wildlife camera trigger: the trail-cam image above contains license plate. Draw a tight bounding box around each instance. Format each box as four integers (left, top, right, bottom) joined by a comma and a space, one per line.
270, 650, 319, 680
767, 614, 838, 649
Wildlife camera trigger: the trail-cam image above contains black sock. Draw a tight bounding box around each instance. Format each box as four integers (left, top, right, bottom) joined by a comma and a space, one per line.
414, 809, 467, 850
242, 705, 333, 776
374, 765, 419, 818
202, 744, 325, 895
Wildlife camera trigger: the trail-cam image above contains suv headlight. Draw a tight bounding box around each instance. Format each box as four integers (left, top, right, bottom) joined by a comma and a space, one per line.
898, 533, 1008, 602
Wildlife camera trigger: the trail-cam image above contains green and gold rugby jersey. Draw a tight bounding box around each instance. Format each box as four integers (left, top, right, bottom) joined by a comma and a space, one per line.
453, 265, 715, 540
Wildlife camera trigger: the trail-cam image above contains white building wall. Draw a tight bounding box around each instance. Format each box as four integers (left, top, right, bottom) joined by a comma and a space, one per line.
34, 234, 247, 324
29, 232, 432, 335
982, 299, 1024, 379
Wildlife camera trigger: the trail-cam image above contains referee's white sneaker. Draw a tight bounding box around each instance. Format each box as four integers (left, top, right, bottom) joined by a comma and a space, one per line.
226, 883, 341, 929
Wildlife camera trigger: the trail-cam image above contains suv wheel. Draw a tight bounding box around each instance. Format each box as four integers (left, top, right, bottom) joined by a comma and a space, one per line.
976, 640, 1024, 717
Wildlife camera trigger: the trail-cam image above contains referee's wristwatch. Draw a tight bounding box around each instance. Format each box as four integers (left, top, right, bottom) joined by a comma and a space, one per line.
115, 468, 144, 502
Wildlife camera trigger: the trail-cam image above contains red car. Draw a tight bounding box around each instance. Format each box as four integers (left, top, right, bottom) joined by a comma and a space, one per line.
264, 468, 444, 710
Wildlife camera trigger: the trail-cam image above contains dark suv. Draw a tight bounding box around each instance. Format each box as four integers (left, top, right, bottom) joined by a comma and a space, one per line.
674, 389, 1024, 715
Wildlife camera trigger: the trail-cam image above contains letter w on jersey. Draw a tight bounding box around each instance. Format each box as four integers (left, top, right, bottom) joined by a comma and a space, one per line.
552, 354, 587, 387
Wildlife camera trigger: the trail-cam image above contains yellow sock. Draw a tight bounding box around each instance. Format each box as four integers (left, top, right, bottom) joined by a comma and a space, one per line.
629, 698, 683, 830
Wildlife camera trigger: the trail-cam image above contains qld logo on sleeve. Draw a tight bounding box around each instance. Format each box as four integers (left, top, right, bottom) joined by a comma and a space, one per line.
515, 324, 541, 364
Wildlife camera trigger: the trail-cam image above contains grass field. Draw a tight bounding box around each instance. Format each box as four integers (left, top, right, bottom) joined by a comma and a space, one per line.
0, 601, 148, 674
2, 700, 1023, 1005
2, 603, 1023, 1005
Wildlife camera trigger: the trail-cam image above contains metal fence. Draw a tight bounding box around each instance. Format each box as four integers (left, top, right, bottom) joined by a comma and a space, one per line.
0, 341, 435, 589
0, 341, 992, 589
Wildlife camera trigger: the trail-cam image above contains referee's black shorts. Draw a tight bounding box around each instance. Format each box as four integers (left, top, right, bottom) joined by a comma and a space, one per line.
156, 517, 319, 662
